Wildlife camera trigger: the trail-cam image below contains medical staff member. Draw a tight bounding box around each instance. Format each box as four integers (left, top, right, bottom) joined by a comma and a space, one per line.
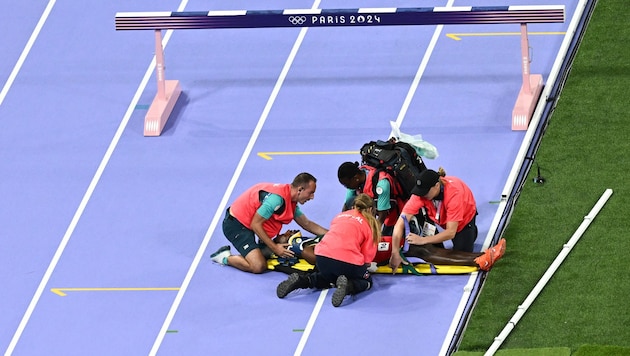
276, 193, 381, 307
389, 168, 478, 271
211, 172, 328, 274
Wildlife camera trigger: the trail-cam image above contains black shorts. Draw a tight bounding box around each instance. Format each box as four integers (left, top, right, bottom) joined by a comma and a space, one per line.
222, 209, 264, 257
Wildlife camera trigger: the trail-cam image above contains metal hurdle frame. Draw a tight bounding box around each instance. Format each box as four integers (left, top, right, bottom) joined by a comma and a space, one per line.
115, 5, 565, 136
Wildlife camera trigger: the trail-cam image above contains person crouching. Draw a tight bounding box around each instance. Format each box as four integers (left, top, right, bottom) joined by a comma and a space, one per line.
276, 193, 381, 307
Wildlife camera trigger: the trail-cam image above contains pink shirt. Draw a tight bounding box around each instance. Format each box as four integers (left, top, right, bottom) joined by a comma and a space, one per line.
315, 209, 377, 265
402, 176, 476, 232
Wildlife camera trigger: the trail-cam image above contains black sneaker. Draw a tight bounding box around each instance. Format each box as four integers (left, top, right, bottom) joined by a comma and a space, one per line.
332, 275, 349, 307
277, 273, 303, 299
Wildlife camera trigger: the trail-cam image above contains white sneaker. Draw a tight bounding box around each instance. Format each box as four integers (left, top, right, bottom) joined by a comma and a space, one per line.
210, 245, 231, 265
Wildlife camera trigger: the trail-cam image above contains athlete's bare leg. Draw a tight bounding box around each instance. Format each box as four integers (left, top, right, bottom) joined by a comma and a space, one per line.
405, 244, 482, 266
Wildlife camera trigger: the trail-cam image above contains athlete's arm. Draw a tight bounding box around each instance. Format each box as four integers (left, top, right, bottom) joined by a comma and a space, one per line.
294, 214, 328, 236
389, 213, 411, 274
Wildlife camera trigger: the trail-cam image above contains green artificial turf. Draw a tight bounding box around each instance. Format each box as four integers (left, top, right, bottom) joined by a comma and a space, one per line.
458, 0, 630, 353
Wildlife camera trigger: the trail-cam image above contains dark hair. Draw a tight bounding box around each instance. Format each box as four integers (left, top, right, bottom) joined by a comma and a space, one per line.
292, 172, 317, 188
337, 161, 361, 181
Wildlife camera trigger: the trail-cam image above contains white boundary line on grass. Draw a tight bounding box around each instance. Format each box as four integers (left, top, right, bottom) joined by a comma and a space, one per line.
486, 188, 613, 355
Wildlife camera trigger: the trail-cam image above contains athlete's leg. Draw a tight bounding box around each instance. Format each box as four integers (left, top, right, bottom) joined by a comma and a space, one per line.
406, 244, 482, 266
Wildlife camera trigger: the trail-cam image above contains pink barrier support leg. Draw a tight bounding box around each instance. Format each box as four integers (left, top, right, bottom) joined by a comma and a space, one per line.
144, 29, 181, 137
512, 23, 543, 131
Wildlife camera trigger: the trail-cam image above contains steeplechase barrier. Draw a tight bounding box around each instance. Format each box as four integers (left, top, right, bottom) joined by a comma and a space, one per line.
115, 6, 565, 136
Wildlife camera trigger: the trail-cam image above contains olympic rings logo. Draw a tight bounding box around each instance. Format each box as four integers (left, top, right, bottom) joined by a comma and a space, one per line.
288, 16, 307, 25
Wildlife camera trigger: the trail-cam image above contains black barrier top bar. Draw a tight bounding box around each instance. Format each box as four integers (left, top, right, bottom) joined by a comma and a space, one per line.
115, 5, 565, 30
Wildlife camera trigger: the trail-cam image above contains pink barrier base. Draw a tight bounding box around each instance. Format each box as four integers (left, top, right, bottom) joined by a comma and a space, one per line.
511, 74, 543, 131
144, 80, 181, 136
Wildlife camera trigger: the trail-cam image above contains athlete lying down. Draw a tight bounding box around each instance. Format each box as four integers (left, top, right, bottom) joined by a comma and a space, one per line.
286, 225, 505, 272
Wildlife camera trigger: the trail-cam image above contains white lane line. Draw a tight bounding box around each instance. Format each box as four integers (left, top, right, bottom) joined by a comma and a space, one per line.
149, 0, 322, 354
392, 0, 455, 132
386, 0, 468, 354
298, 1, 453, 355
0, 0, 56, 107
295, 289, 328, 355
3, 6, 180, 356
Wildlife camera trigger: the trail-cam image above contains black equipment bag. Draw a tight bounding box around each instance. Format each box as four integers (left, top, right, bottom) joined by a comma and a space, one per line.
360, 138, 427, 200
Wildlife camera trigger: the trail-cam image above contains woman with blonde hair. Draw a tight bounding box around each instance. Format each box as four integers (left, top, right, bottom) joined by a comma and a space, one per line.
277, 193, 381, 307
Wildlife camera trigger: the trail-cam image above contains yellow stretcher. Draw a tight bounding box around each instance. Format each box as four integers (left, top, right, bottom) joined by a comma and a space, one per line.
267, 258, 478, 275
